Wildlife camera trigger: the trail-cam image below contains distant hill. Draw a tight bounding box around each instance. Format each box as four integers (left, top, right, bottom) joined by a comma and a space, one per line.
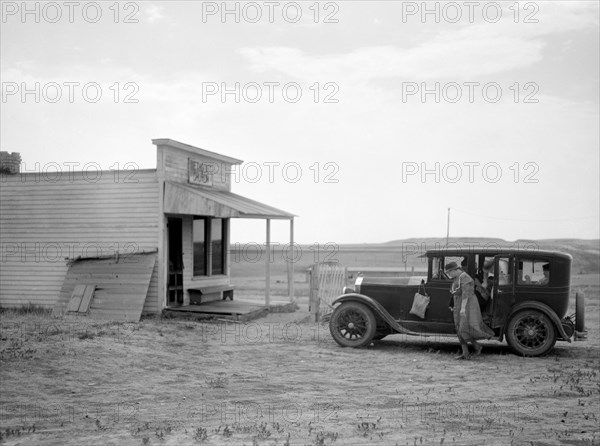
335, 238, 599, 274
231, 238, 599, 277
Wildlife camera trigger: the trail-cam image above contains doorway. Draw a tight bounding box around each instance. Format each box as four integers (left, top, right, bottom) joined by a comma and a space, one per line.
167, 218, 183, 306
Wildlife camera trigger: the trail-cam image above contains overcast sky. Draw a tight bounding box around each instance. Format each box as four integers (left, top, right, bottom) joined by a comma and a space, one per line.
2, 1, 599, 245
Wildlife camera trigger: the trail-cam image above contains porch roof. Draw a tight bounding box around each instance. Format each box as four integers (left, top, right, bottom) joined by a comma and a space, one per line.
164, 181, 295, 220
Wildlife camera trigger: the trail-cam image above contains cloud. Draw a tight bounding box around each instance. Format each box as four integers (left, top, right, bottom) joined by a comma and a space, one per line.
239, 37, 544, 83
144, 5, 165, 24
239, 2, 598, 84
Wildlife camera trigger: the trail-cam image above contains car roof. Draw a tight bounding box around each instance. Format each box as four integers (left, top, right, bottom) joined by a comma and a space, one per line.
422, 248, 572, 261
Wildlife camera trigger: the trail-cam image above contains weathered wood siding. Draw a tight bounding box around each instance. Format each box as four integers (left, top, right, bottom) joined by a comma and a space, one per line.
159, 145, 234, 192
53, 252, 157, 321
0, 169, 160, 312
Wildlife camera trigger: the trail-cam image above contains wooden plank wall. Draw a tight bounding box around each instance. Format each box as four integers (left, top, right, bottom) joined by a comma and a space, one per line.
53, 253, 157, 321
0, 169, 160, 312
160, 145, 233, 192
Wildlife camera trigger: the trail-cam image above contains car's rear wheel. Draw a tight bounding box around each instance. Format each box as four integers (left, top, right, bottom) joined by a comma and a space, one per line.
506, 310, 556, 356
329, 302, 377, 348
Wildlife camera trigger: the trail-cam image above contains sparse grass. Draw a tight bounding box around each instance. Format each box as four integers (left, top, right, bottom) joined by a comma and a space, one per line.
0, 303, 51, 316
0, 316, 142, 366
193, 426, 208, 442
0, 424, 37, 442
529, 365, 600, 398
313, 429, 339, 445
78, 331, 97, 340
205, 376, 229, 388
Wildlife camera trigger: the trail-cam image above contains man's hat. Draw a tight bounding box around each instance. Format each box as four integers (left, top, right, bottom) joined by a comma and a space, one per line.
542, 263, 550, 271
445, 262, 460, 272
483, 259, 495, 270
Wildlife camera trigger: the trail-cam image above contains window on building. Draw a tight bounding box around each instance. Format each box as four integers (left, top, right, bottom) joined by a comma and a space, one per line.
211, 218, 225, 275
193, 219, 207, 276
193, 217, 227, 277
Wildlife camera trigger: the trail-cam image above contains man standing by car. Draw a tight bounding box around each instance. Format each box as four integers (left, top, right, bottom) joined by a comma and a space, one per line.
446, 262, 495, 360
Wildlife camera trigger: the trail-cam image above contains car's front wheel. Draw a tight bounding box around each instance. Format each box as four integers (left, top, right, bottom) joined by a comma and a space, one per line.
329, 302, 377, 348
506, 310, 557, 356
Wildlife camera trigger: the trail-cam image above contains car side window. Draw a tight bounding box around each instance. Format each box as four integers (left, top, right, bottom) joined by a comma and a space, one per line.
517, 259, 550, 285
496, 259, 512, 286
430, 256, 464, 280
496, 258, 512, 285
430, 257, 447, 280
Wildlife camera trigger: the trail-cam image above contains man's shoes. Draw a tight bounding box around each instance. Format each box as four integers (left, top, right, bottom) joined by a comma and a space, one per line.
454, 353, 470, 360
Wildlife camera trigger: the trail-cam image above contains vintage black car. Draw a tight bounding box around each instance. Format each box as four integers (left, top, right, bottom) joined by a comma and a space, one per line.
329, 248, 586, 356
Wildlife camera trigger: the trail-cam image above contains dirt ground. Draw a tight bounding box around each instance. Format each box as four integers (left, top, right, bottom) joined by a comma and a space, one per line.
1, 275, 599, 446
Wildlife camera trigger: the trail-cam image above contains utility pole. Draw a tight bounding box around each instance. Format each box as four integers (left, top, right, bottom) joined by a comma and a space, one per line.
446, 207, 450, 247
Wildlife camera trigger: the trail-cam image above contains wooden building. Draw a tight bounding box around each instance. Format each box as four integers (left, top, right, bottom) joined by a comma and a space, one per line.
0, 140, 295, 319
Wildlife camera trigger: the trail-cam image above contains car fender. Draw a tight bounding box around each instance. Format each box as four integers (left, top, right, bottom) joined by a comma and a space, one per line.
331, 293, 420, 336
506, 301, 571, 342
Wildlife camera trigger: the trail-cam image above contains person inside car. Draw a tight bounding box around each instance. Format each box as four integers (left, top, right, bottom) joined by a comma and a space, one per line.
474, 272, 489, 307
537, 263, 550, 285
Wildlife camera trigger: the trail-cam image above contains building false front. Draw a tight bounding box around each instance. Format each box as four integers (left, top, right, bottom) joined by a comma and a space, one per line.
0, 139, 294, 317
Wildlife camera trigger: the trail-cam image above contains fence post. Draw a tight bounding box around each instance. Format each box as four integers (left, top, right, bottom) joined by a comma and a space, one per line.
309, 263, 321, 322
575, 291, 587, 340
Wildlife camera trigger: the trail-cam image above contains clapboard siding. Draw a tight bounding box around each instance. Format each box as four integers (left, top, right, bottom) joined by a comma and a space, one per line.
160, 146, 233, 192
0, 169, 160, 311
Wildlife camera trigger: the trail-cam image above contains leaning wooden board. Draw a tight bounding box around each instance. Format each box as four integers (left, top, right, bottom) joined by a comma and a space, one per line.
52, 253, 157, 321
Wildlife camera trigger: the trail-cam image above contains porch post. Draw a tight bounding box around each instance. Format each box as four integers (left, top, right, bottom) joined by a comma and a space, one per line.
287, 218, 295, 302
265, 218, 271, 306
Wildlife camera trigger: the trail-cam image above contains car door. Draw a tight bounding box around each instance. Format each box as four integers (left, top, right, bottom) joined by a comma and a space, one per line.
491, 255, 516, 329
424, 276, 454, 323
422, 256, 456, 333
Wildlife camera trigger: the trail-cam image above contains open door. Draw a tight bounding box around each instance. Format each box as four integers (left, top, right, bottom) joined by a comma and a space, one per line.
415, 255, 462, 334
167, 218, 184, 306
491, 255, 515, 329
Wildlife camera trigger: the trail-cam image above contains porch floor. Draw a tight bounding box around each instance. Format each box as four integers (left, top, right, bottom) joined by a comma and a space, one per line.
162, 299, 296, 322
